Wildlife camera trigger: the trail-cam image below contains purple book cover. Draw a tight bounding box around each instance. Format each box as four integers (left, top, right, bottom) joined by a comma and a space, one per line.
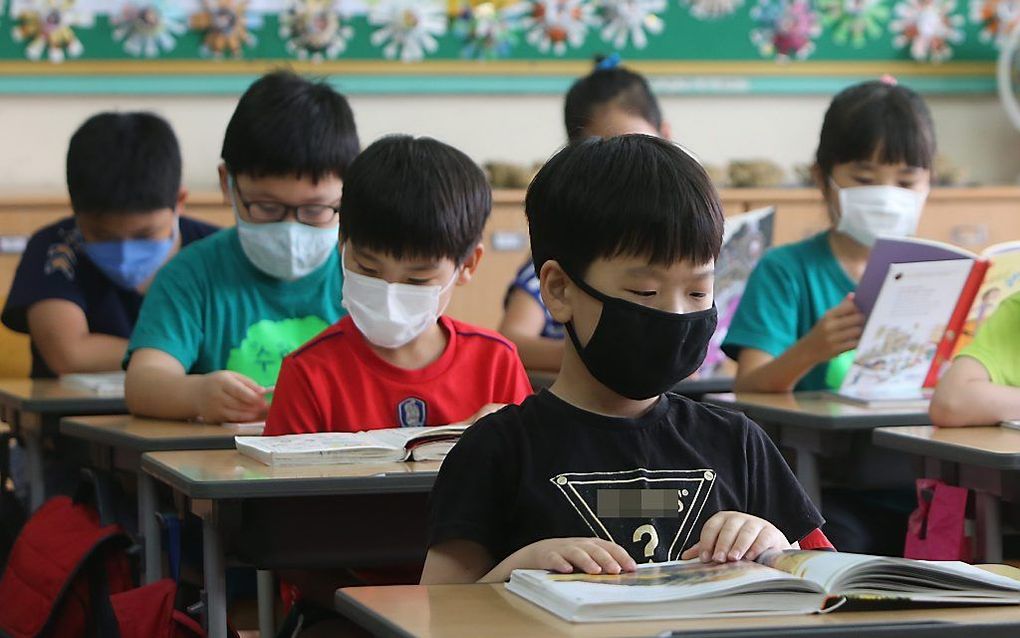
855, 238, 975, 317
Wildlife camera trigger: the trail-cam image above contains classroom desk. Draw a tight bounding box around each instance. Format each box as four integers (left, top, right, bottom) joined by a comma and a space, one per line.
59, 415, 238, 584
526, 371, 733, 400
873, 425, 1020, 563
0, 379, 127, 510
141, 449, 441, 638
335, 580, 1020, 638
704, 392, 931, 506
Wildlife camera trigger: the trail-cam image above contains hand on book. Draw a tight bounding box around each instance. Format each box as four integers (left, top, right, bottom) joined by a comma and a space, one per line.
680, 512, 790, 563
516, 537, 638, 576
802, 294, 865, 362
196, 370, 271, 424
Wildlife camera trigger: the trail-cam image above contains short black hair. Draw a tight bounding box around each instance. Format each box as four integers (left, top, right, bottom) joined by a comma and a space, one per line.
222, 70, 359, 181
816, 81, 936, 178
66, 111, 181, 216
564, 57, 663, 143
339, 135, 491, 263
527, 135, 723, 278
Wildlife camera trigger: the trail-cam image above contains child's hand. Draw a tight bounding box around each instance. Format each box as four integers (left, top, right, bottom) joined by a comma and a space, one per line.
468, 403, 505, 423
803, 294, 865, 362
681, 512, 790, 563
196, 371, 270, 424
519, 537, 638, 575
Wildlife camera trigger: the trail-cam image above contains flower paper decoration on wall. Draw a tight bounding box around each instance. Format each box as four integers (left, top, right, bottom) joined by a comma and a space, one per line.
890, 0, 964, 62
523, 0, 596, 55
818, 0, 891, 47
280, 0, 354, 60
598, 0, 666, 49
11, 0, 93, 63
111, 1, 187, 57
970, 0, 1020, 46
453, 1, 528, 59
369, 0, 448, 62
750, 0, 822, 60
189, 0, 260, 58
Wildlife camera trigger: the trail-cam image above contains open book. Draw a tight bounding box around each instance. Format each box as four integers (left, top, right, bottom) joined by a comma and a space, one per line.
696, 206, 775, 379
59, 372, 125, 397
235, 425, 468, 466
835, 238, 1020, 406
506, 550, 1020, 623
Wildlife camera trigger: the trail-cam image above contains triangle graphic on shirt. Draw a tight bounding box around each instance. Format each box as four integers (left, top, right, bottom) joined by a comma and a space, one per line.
550, 468, 716, 562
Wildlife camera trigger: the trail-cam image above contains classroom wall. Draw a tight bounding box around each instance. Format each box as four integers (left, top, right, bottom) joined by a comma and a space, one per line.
0, 92, 1017, 192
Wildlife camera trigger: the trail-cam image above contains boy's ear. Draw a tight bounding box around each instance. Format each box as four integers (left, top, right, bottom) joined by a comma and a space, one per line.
175, 187, 188, 213
217, 163, 230, 203
455, 243, 485, 286
540, 260, 573, 324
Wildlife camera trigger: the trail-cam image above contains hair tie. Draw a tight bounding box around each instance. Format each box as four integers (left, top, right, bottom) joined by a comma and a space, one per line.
880, 74, 898, 86
596, 53, 622, 71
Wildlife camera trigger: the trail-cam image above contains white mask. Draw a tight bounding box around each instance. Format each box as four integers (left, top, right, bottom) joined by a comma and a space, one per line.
833, 182, 927, 248
229, 175, 339, 281
341, 247, 459, 349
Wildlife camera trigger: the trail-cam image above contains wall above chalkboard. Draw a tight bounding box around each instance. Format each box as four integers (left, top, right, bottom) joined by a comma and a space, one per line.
0, 0, 1008, 95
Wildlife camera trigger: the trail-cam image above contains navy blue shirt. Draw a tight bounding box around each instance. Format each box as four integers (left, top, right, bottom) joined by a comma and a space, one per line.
2, 216, 219, 378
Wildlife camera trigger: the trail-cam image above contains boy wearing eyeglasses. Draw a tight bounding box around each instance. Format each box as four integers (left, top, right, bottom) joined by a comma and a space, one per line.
125, 71, 358, 424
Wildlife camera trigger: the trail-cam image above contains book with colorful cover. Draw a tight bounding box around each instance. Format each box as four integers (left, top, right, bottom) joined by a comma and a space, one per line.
696, 206, 775, 379
505, 550, 1020, 623
835, 238, 1020, 405
235, 425, 468, 466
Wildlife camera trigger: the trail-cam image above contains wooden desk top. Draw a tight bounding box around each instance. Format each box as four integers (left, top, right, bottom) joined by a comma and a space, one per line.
141, 449, 441, 500
335, 581, 1020, 638
60, 415, 237, 452
0, 378, 126, 415
873, 426, 1020, 471
704, 392, 931, 431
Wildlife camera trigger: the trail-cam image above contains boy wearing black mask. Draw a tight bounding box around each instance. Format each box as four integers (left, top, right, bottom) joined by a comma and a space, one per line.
421, 136, 831, 584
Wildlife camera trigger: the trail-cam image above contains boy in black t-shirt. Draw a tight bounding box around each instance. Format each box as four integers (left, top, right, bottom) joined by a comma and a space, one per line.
422, 136, 831, 584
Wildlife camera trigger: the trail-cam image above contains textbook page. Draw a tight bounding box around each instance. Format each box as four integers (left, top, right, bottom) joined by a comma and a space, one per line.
59, 371, 126, 397
841, 260, 973, 400
951, 243, 1020, 358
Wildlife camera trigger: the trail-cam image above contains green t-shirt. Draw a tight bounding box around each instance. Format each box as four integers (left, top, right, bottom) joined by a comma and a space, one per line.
125, 227, 344, 387
959, 292, 1020, 386
722, 231, 856, 392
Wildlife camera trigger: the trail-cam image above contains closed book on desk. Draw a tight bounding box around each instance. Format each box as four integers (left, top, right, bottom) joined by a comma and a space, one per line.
235, 425, 468, 466
506, 550, 1020, 623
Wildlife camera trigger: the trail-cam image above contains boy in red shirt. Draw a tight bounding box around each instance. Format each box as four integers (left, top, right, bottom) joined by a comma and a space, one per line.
265, 135, 533, 435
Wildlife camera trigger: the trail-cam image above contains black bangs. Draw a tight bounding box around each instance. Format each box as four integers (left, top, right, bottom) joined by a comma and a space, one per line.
816, 81, 936, 176
339, 136, 491, 263
527, 135, 723, 278
222, 71, 360, 182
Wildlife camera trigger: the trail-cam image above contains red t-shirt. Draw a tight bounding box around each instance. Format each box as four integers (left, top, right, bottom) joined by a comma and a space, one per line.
265, 315, 534, 435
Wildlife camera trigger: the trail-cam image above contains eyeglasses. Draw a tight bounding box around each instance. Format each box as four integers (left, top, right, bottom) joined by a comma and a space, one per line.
234, 183, 340, 226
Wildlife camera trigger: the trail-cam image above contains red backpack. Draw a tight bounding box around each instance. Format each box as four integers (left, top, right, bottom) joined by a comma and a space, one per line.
0, 496, 206, 638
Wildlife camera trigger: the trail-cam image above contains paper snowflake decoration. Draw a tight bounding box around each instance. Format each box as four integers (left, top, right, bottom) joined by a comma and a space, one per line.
523, 0, 597, 55
683, 0, 745, 19
453, 1, 529, 59
890, 0, 964, 62
11, 0, 94, 63
110, 2, 186, 58
818, 0, 891, 46
750, 0, 822, 59
970, 0, 1020, 45
598, 0, 666, 49
280, 0, 354, 60
369, 0, 447, 62
189, 0, 260, 58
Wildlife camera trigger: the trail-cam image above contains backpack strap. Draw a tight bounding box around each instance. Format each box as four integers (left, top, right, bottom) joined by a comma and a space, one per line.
86, 550, 122, 638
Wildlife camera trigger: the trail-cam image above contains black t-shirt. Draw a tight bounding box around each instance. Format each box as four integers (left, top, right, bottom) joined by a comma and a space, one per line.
428, 390, 823, 566
1, 216, 219, 378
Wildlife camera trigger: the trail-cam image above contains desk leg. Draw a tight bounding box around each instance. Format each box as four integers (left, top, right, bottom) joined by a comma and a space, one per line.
138, 472, 161, 584
794, 447, 823, 510
23, 430, 44, 512
202, 512, 228, 638
257, 570, 275, 637
975, 491, 1003, 563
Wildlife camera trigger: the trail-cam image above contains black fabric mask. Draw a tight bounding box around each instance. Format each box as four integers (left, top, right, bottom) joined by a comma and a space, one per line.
564, 272, 718, 400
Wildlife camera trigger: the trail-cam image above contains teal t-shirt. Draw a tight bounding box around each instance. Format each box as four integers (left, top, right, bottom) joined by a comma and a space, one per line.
722, 232, 856, 392
125, 227, 344, 387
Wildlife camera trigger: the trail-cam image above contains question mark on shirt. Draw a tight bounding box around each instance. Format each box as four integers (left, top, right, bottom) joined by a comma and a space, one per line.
633, 524, 659, 563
